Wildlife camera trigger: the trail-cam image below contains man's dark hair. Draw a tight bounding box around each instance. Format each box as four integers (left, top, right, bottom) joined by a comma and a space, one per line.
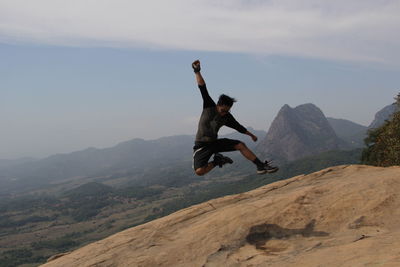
218, 94, 237, 107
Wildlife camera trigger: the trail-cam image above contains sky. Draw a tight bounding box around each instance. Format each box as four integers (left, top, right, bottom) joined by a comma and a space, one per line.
1, 0, 399, 159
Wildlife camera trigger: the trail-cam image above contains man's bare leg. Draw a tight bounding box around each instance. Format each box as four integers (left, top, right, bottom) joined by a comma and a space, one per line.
234, 142, 279, 174
195, 163, 215, 176
234, 142, 257, 161
195, 153, 234, 176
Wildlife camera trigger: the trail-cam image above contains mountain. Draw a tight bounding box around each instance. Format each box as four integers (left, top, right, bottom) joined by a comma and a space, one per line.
257, 104, 344, 162
1, 102, 396, 194
42, 165, 400, 267
369, 103, 397, 129
0, 157, 36, 170
327, 118, 367, 139
0, 135, 195, 194
0, 129, 265, 195
327, 118, 367, 148
8, 100, 398, 195
326, 104, 398, 148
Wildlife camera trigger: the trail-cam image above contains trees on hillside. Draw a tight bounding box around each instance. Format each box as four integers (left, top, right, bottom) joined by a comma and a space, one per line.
362, 93, 400, 166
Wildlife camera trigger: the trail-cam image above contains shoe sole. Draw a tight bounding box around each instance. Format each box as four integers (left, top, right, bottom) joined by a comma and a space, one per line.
267, 168, 279, 173
257, 168, 279, 175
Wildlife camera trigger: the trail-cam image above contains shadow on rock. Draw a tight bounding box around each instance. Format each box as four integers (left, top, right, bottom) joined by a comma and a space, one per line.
246, 219, 329, 249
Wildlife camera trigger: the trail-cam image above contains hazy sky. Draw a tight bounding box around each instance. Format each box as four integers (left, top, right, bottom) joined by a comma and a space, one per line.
1, 0, 399, 159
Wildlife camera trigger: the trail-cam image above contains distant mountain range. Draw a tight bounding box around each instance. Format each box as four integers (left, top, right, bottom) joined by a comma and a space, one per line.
0, 135, 194, 195
326, 117, 367, 148
0, 128, 265, 195
327, 103, 398, 149
0, 157, 36, 170
0, 102, 397, 195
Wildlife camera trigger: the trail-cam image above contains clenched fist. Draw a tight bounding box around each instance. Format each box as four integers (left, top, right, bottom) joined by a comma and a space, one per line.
192, 60, 201, 73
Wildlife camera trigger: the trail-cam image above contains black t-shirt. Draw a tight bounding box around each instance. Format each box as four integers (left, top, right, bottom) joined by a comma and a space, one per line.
195, 84, 247, 143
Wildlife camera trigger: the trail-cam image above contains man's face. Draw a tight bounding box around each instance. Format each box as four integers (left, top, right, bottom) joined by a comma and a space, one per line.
217, 105, 231, 116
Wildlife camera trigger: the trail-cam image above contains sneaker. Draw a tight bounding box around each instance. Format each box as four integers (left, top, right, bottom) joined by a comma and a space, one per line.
213, 153, 233, 168
257, 160, 279, 174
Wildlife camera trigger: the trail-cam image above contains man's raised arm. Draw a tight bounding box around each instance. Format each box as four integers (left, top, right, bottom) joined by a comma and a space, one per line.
192, 60, 205, 86
192, 60, 215, 108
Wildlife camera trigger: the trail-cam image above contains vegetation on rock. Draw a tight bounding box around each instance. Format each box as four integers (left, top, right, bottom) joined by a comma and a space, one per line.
362, 92, 400, 166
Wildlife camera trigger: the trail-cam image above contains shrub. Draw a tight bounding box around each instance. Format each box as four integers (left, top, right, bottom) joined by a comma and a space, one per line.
362, 92, 400, 166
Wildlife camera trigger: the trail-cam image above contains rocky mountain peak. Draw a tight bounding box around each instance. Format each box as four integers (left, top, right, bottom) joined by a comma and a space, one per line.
257, 103, 342, 162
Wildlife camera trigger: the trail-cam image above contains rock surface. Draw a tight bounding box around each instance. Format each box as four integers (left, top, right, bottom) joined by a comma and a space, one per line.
369, 103, 397, 129
42, 165, 400, 267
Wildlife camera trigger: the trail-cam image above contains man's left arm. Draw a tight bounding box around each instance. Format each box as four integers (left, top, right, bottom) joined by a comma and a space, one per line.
225, 114, 258, 142
245, 130, 258, 142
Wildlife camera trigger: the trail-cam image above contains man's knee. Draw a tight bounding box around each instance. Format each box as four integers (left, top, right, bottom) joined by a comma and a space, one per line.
195, 168, 206, 176
234, 142, 246, 150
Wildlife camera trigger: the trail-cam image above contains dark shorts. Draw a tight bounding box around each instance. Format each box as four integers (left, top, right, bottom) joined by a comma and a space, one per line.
192, 138, 242, 170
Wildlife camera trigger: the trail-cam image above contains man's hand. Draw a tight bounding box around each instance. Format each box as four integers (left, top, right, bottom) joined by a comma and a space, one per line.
246, 131, 258, 142
192, 60, 201, 73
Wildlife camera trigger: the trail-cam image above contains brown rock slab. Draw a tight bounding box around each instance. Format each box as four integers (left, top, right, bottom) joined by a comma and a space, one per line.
42, 165, 400, 267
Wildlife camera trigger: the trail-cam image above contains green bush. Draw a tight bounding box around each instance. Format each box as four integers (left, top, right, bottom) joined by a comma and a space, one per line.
362, 93, 400, 166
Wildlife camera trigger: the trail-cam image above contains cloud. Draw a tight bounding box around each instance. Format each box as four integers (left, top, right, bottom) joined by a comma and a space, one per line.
1, 0, 399, 64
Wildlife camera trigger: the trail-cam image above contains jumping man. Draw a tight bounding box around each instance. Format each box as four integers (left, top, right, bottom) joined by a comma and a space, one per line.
192, 60, 279, 176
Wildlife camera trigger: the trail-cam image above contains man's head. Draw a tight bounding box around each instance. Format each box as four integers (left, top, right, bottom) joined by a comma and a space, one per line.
217, 94, 236, 116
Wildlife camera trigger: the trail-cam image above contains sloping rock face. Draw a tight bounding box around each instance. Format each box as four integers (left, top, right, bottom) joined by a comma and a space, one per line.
42, 165, 400, 267
369, 104, 397, 129
257, 104, 343, 162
